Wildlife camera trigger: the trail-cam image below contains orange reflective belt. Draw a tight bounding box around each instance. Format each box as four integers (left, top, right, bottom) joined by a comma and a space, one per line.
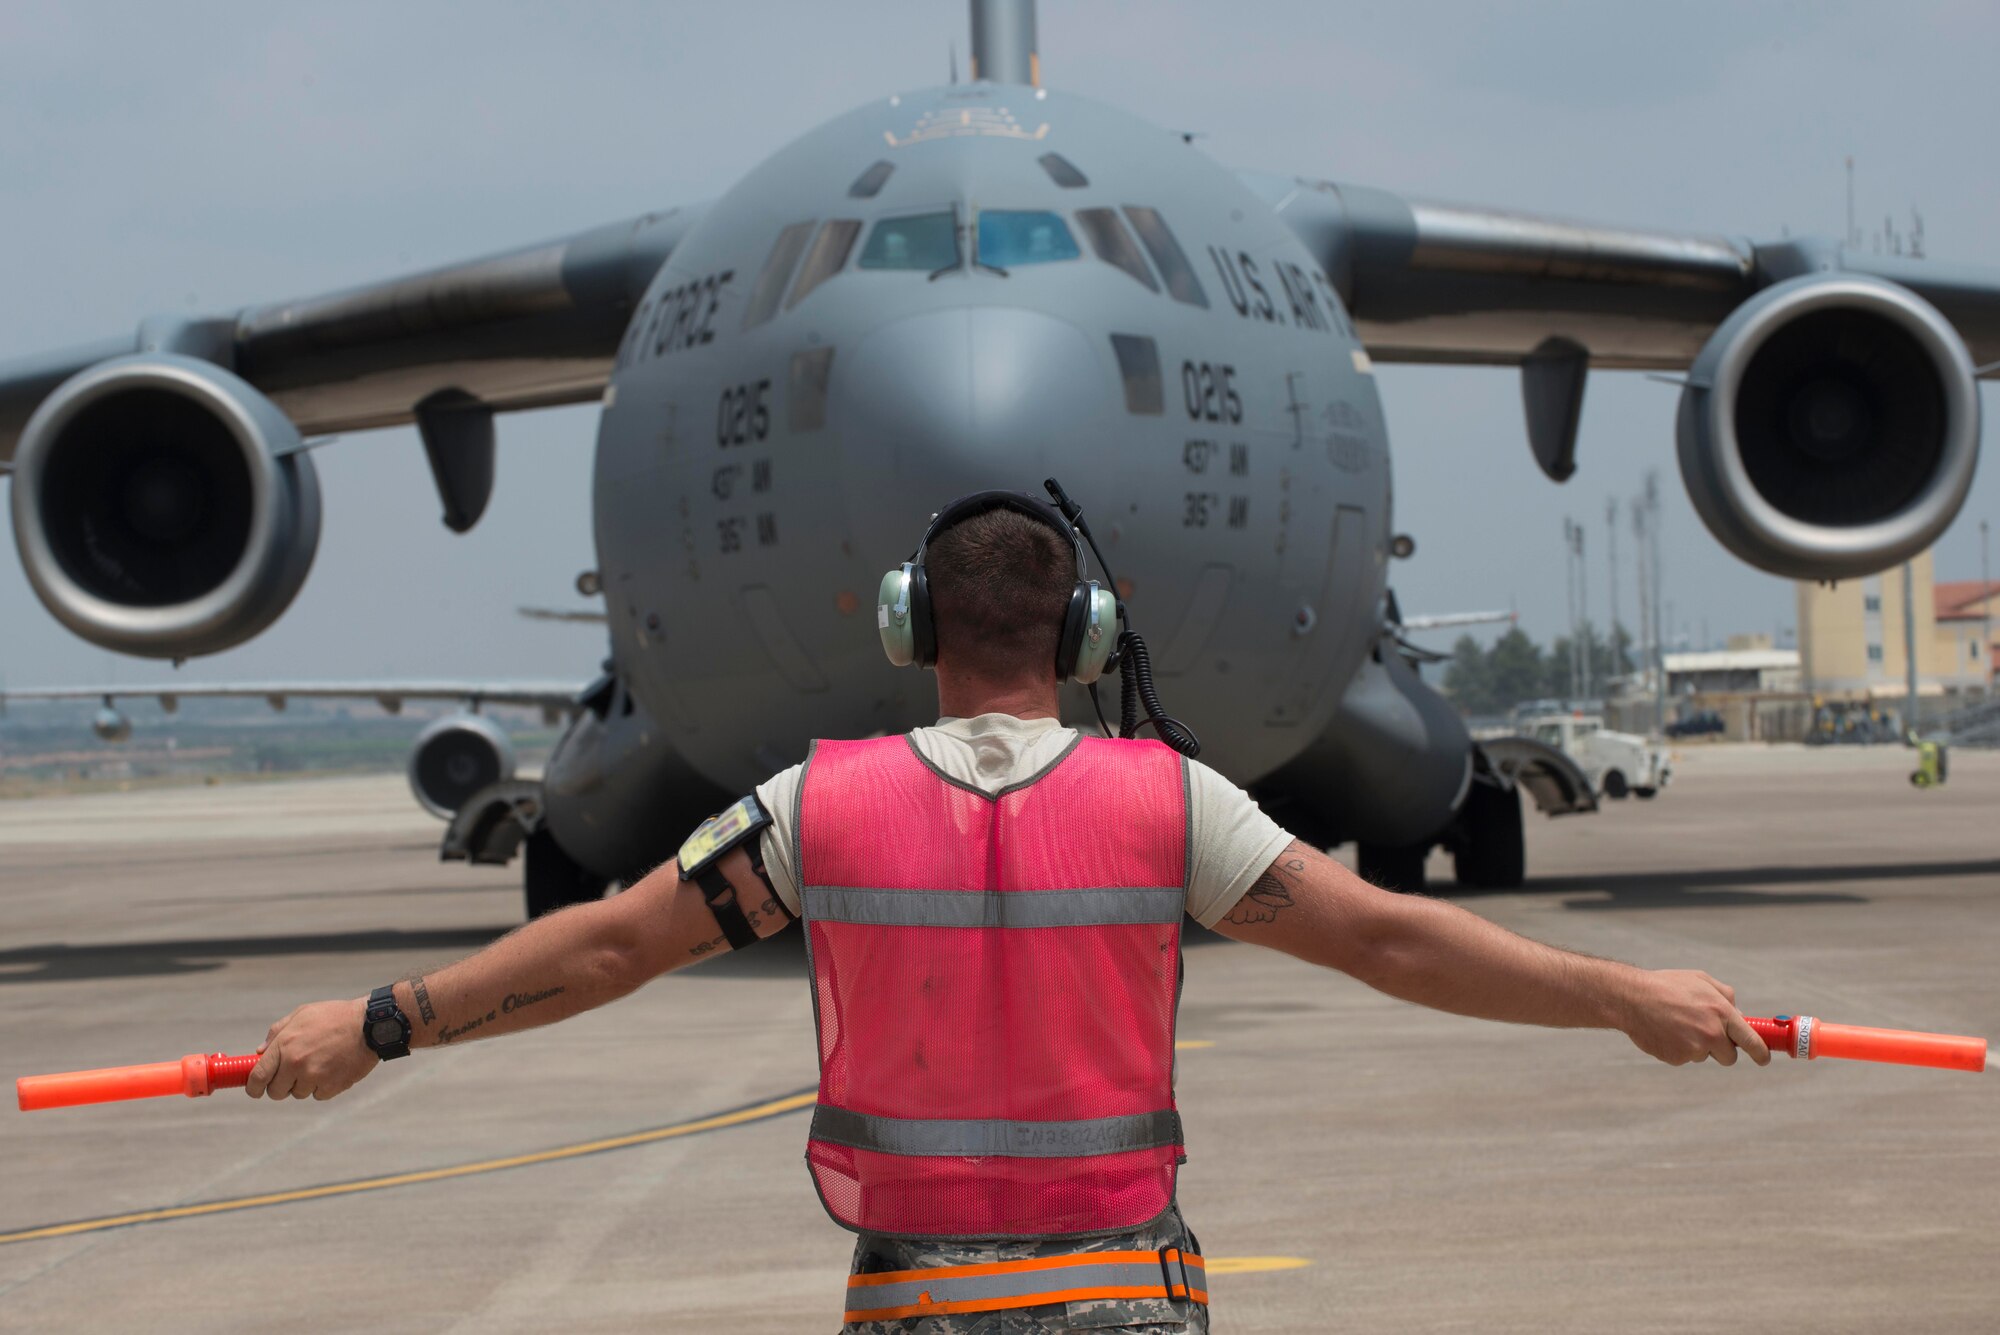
843, 1247, 1208, 1324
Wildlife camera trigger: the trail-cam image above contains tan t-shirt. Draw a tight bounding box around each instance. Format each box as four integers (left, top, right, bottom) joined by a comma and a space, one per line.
754, 713, 1294, 928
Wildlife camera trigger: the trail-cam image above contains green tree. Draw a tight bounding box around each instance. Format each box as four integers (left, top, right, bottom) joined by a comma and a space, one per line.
1602, 622, 1635, 679
1486, 628, 1547, 710
1442, 634, 1496, 714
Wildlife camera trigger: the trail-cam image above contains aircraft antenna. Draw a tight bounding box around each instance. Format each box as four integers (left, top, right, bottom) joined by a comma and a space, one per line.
969, 0, 1039, 86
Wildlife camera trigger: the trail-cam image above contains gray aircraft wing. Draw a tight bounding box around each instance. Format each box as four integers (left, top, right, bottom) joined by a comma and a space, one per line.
0, 681, 585, 723
518, 606, 610, 625
1399, 610, 1516, 633
0, 204, 707, 466
1242, 174, 2000, 375
1250, 173, 1998, 581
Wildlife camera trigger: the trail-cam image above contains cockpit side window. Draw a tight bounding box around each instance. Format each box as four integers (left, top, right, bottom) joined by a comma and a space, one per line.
1124, 207, 1208, 308
849, 160, 895, 199
1074, 208, 1159, 292
1109, 334, 1164, 415
786, 219, 862, 309
1038, 153, 1088, 188
858, 212, 959, 271
976, 211, 1079, 268
742, 220, 816, 330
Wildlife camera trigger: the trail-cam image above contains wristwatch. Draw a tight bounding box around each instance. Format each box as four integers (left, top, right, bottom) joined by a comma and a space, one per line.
362, 984, 412, 1060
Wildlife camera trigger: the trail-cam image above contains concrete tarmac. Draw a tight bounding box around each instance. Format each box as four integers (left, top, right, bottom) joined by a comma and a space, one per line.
1, 746, 1994, 1333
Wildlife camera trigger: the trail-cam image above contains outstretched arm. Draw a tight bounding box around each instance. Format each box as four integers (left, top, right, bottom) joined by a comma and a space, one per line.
1214, 840, 1769, 1067
246, 846, 789, 1101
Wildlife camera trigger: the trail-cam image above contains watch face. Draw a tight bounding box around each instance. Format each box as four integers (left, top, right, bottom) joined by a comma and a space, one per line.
370, 1018, 404, 1047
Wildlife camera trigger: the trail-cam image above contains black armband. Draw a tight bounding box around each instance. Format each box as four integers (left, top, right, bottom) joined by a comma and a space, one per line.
679, 796, 781, 950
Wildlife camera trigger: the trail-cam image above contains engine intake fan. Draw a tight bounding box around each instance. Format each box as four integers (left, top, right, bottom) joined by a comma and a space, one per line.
1676, 274, 1979, 581
8, 354, 321, 658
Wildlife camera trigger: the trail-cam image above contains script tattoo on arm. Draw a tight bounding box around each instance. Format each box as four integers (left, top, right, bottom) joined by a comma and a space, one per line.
1226, 854, 1307, 926
689, 933, 728, 958
437, 1010, 496, 1045
500, 986, 565, 1014
409, 975, 438, 1028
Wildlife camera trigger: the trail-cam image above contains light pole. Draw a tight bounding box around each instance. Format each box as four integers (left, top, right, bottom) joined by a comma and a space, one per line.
1646, 473, 1665, 735
1983, 520, 1992, 694
1902, 560, 1919, 738
1606, 498, 1622, 686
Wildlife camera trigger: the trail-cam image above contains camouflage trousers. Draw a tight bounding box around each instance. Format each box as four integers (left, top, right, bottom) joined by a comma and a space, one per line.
839, 1206, 1209, 1334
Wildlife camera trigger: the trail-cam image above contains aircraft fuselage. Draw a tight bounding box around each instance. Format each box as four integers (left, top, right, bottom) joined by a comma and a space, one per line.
591, 82, 1390, 798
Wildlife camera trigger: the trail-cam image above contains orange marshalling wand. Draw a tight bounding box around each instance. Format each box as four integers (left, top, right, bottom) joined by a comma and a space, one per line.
16, 1053, 259, 1111
1746, 1016, 1986, 1073
15, 1019, 1987, 1112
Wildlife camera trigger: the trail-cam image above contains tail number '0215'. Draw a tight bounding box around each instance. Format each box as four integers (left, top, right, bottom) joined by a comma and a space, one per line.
1181, 361, 1241, 424
718, 379, 771, 447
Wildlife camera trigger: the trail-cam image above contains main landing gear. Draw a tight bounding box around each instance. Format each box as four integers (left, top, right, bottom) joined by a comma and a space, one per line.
1357, 840, 1430, 894
1450, 779, 1525, 890
524, 827, 609, 919
1360, 779, 1526, 895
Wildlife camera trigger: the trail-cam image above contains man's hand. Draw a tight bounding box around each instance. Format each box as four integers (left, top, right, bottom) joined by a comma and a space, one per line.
1617, 969, 1771, 1067
246, 998, 379, 1101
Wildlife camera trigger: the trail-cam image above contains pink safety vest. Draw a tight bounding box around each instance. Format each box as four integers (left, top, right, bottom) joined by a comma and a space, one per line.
796, 732, 1190, 1239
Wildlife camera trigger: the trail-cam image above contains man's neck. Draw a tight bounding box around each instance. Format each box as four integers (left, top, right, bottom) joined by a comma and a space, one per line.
935, 672, 1062, 722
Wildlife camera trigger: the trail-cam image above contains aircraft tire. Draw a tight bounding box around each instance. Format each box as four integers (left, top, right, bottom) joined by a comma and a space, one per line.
524, 827, 609, 919
1633, 786, 1658, 800
1358, 840, 1429, 894
1602, 769, 1629, 799
1452, 781, 1524, 890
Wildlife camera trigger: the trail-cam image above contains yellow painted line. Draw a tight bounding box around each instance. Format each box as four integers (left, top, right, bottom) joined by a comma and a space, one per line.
1174, 1039, 1215, 1050
1205, 1256, 1313, 1275
0, 1087, 816, 1247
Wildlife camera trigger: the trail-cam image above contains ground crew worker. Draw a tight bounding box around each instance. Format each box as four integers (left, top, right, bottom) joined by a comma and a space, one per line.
250, 490, 1770, 1333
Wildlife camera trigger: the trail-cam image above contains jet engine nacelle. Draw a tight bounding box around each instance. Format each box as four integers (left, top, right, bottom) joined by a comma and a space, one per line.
8, 353, 322, 659
1676, 274, 1980, 581
92, 706, 132, 744
408, 713, 516, 819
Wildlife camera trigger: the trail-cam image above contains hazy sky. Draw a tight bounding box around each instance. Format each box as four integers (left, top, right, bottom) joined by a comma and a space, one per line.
2, 0, 1996, 689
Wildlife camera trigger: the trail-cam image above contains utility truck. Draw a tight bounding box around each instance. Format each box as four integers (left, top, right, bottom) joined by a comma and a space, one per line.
1516, 710, 1671, 800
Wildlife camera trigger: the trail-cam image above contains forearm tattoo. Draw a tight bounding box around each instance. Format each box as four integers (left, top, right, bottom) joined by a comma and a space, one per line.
409, 974, 438, 1028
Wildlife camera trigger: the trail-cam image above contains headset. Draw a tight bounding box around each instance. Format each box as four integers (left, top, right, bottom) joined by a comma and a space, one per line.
877, 478, 1202, 757
877, 488, 1118, 684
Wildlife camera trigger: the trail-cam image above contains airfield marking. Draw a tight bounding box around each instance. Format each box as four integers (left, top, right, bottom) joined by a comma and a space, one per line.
1205, 1256, 1313, 1275
0, 1085, 817, 1247
1, 1044, 1232, 1248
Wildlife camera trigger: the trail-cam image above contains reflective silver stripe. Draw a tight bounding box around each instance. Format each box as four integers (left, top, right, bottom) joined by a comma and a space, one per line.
802, 885, 1183, 927
812, 1105, 1182, 1158
847, 1258, 1193, 1313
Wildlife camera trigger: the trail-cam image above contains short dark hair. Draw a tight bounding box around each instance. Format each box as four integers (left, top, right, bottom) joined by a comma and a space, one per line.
927, 505, 1076, 680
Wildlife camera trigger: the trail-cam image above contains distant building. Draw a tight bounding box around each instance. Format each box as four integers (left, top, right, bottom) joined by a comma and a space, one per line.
1795, 550, 1990, 702
1663, 648, 1800, 695
1932, 580, 2000, 687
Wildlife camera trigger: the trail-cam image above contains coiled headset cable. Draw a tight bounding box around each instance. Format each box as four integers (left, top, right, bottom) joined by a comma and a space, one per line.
1043, 478, 1201, 759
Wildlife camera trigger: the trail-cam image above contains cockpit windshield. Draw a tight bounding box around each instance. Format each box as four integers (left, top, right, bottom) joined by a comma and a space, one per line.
859, 212, 959, 271
976, 211, 1079, 268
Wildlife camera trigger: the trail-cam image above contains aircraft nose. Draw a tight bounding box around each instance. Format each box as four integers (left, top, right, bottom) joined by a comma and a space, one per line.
835, 306, 1109, 514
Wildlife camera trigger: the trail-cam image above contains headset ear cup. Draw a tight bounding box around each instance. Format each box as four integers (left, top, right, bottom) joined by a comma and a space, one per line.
909, 562, 938, 668
877, 569, 917, 667
1071, 585, 1118, 685
1056, 582, 1091, 682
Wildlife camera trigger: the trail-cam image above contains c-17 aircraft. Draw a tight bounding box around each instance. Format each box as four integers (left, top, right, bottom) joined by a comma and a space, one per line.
3, 0, 1996, 915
